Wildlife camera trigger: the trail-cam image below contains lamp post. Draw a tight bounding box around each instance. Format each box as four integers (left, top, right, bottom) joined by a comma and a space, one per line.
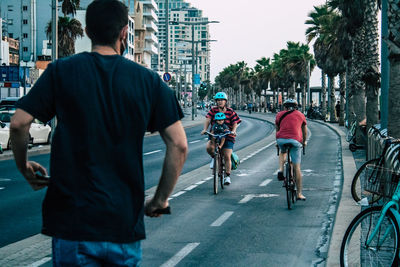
165, 0, 169, 73
174, 25, 218, 120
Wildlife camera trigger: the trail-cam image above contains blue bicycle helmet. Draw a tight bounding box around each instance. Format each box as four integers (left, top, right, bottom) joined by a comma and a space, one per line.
283, 98, 298, 107
215, 112, 226, 120
214, 92, 228, 100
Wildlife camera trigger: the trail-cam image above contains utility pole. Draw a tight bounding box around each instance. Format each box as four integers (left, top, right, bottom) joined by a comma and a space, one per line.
191, 24, 195, 120
381, 0, 389, 129
165, 0, 169, 73
51, 0, 58, 61
307, 60, 310, 107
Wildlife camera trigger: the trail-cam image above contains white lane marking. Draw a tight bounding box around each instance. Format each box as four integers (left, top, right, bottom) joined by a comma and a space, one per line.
184, 185, 198, 191
0, 187, 4, 190
189, 140, 201, 144
239, 194, 279, 203
195, 180, 206, 185
171, 191, 185, 198
303, 169, 314, 173
143, 149, 161, 156
160, 243, 200, 267
0, 178, 11, 182
240, 141, 277, 164
27, 257, 52, 267
259, 179, 272, 187
211, 211, 234, 227
204, 176, 213, 181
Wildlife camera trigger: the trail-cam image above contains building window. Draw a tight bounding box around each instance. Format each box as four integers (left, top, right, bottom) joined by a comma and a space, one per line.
23, 47, 28, 52
9, 33, 13, 38
8, 19, 13, 25
23, 5, 28, 11
23, 33, 28, 39
23, 19, 28, 25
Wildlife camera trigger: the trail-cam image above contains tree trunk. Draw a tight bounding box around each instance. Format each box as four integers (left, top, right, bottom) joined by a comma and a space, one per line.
365, 83, 379, 129
288, 82, 296, 99
301, 82, 306, 113
321, 71, 327, 117
328, 75, 337, 122
339, 72, 346, 126
388, 59, 400, 138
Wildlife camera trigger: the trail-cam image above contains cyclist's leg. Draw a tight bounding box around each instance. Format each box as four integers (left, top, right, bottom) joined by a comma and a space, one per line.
287, 140, 305, 200
222, 141, 234, 183
276, 139, 289, 180
206, 139, 215, 157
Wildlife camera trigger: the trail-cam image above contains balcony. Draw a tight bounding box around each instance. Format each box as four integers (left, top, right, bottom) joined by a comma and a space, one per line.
140, 0, 158, 11
144, 44, 158, 55
145, 21, 158, 32
145, 33, 158, 44
143, 9, 158, 22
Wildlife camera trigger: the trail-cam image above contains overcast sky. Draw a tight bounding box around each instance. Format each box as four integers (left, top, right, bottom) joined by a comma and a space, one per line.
188, 0, 327, 86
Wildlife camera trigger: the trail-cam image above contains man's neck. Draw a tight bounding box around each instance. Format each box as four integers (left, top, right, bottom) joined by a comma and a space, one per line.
92, 45, 119, 56
218, 106, 226, 112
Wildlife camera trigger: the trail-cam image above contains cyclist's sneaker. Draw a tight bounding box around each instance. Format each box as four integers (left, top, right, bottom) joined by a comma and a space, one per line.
224, 176, 231, 185
210, 159, 214, 169
277, 171, 284, 181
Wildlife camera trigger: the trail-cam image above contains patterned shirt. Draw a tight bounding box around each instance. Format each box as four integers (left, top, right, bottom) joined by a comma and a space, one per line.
206, 107, 241, 142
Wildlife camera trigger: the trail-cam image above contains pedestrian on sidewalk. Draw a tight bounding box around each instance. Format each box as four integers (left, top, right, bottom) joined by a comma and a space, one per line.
9, 0, 187, 266
201, 92, 241, 185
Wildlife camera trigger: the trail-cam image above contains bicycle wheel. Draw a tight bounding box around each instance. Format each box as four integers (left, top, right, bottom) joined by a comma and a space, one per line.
340, 205, 400, 267
351, 158, 381, 204
284, 162, 292, 210
220, 156, 225, 190
213, 155, 218, 195
291, 175, 297, 204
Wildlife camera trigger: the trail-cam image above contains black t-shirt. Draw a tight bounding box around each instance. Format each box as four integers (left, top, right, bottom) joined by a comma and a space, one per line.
16, 52, 183, 243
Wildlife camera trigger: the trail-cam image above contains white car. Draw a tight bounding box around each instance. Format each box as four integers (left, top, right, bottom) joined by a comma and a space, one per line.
0, 112, 52, 149
0, 122, 9, 151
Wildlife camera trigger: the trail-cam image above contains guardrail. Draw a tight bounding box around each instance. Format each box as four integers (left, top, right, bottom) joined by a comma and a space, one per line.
368, 124, 400, 172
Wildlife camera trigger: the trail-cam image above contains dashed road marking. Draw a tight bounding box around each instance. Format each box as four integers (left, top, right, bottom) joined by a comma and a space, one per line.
27, 257, 52, 267
210, 211, 234, 227
160, 243, 200, 267
0, 178, 11, 182
0, 187, 4, 190
143, 150, 161, 156
189, 140, 201, 144
184, 185, 198, 191
204, 176, 213, 181
195, 180, 206, 185
171, 191, 185, 198
239, 194, 279, 203
259, 179, 272, 187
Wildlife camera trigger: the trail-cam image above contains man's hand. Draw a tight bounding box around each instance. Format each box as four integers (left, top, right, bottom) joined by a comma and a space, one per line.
201, 129, 207, 135
303, 140, 308, 147
231, 131, 237, 136
21, 161, 49, 191
145, 197, 169, 218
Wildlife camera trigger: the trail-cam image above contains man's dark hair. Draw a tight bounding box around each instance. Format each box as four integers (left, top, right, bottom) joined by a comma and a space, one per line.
86, 0, 128, 46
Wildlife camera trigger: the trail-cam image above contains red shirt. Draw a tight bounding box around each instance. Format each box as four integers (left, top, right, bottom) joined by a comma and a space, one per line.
275, 110, 307, 143
206, 107, 241, 142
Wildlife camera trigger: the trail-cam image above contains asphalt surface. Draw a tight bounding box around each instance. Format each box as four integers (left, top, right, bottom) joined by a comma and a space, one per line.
0, 109, 363, 266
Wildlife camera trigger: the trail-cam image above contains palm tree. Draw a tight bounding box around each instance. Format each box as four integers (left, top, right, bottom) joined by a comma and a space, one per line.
386, 0, 400, 138
46, 17, 84, 58
254, 57, 271, 112
46, 0, 83, 58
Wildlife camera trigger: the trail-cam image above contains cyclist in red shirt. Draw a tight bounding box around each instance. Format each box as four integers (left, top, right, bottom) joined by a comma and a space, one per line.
201, 92, 241, 185
275, 99, 307, 200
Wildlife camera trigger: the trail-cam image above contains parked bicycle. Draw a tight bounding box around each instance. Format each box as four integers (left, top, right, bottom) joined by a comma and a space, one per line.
340, 167, 400, 266
351, 132, 400, 205
345, 112, 367, 152
204, 131, 231, 194
277, 144, 305, 210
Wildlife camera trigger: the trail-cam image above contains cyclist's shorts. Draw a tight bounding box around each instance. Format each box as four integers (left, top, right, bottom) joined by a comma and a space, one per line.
277, 138, 302, 164
222, 140, 234, 150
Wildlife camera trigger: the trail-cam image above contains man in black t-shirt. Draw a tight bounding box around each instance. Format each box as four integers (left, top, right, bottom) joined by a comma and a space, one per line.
9, 1, 188, 266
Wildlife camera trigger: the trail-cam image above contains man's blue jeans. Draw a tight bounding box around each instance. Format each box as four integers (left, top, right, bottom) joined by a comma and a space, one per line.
52, 237, 142, 266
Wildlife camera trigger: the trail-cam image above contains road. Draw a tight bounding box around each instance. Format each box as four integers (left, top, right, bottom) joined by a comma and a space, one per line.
0, 114, 341, 266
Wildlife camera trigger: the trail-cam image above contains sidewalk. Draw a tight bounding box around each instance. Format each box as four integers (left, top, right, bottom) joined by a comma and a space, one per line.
235, 110, 363, 266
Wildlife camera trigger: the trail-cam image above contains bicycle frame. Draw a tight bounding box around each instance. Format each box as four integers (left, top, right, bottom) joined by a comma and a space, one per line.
366, 183, 400, 248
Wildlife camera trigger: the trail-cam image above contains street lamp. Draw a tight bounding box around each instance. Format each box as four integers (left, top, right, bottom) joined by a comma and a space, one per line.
171, 20, 219, 120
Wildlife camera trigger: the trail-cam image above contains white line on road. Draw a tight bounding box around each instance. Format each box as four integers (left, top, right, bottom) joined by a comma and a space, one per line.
160, 243, 200, 267
0, 178, 11, 181
189, 140, 201, 144
143, 150, 161, 156
171, 191, 186, 198
0, 187, 4, 190
239, 194, 279, 204
195, 180, 206, 185
259, 179, 272, 187
204, 176, 213, 181
27, 257, 52, 267
184, 185, 198, 191
210, 211, 234, 227
273, 169, 280, 175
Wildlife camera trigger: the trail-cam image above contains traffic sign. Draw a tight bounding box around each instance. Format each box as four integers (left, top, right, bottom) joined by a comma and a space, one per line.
163, 72, 171, 82
194, 74, 201, 85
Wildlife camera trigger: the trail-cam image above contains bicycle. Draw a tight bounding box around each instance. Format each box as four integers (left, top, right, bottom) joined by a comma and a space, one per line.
340, 167, 400, 266
346, 112, 357, 143
345, 112, 367, 152
351, 133, 400, 205
277, 144, 305, 210
204, 131, 231, 195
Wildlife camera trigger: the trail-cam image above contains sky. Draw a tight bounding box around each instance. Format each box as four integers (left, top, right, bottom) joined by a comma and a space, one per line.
188, 0, 327, 86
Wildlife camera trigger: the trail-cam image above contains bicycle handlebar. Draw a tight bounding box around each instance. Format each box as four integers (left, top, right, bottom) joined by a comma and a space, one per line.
203, 131, 232, 138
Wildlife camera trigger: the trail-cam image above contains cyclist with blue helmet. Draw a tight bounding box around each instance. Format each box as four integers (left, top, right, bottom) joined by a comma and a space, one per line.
275, 98, 307, 200
211, 112, 229, 149
201, 92, 241, 185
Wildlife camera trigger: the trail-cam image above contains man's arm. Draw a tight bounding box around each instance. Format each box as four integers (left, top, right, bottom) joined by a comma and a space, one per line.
231, 123, 238, 136
10, 109, 48, 190
301, 123, 308, 146
201, 117, 211, 135
145, 120, 188, 217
